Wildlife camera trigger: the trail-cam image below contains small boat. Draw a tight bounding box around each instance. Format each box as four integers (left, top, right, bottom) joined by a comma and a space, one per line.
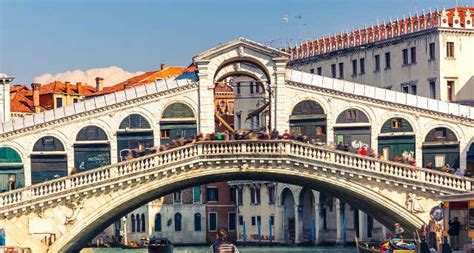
355, 237, 379, 253
147, 238, 173, 253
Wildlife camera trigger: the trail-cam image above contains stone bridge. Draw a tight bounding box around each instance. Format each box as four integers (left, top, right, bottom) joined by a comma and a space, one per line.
0, 140, 472, 252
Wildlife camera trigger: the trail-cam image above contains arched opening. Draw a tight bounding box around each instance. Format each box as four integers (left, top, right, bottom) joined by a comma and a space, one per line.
468, 144, 474, 176
213, 61, 270, 132
194, 213, 202, 231
378, 118, 415, 163
290, 100, 326, 143
31, 136, 67, 184
117, 114, 154, 162
0, 147, 24, 192
154, 213, 162, 232
141, 214, 146, 233
160, 102, 197, 145
74, 126, 111, 173
422, 127, 460, 172
299, 188, 315, 242
174, 213, 182, 231
131, 214, 136, 233
280, 188, 295, 243
334, 109, 371, 151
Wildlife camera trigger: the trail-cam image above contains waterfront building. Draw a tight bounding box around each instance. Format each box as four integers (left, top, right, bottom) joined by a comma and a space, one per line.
287, 7, 474, 105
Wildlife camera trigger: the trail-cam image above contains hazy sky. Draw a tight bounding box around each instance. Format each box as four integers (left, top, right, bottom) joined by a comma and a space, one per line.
1, 0, 472, 85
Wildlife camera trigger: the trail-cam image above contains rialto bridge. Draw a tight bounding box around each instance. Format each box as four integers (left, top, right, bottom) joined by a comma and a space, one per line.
0, 38, 473, 252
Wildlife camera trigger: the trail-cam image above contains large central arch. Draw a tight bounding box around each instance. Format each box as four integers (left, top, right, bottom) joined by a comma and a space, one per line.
41, 144, 439, 252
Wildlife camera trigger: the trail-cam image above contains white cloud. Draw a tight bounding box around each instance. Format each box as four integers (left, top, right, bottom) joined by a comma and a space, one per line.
33, 66, 145, 87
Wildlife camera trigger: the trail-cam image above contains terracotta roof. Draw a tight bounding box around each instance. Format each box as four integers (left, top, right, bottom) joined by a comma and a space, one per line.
10, 90, 44, 113
88, 66, 191, 96
39, 81, 96, 95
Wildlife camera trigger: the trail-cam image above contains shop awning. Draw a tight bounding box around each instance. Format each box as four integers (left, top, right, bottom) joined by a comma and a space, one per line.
246, 102, 270, 120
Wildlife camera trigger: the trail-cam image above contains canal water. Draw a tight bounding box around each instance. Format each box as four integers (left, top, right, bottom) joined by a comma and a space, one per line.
82, 246, 357, 253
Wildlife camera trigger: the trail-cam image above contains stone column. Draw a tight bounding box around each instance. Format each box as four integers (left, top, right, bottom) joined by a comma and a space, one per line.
195, 60, 215, 134
313, 190, 322, 244
273, 57, 290, 132
336, 199, 344, 244
294, 204, 302, 243
358, 211, 368, 241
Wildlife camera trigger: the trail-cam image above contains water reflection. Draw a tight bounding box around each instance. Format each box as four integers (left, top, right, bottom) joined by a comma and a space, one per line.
83, 246, 357, 253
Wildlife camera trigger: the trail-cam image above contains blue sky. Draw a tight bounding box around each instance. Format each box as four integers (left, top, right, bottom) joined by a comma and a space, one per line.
1, 0, 472, 85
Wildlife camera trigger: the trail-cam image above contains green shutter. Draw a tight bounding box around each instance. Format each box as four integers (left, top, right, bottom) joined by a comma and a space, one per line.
0, 147, 22, 163
193, 186, 201, 202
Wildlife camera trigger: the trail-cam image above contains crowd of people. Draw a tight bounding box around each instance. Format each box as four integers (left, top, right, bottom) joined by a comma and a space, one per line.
119, 129, 463, 176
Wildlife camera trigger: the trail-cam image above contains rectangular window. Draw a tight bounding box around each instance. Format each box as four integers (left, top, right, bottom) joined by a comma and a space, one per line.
237, 188, 243, 206
270, 215, 275, 226
251, 216, 256, 226
447, 81, 455, 101
331, 64, 336, 78
73, 98, 78, 103
360, 58, 365, 74
56, 97, 63, 108
239, 215, 244, 225
255, 83, 260, 93
268, 185, 275, 204
206, 187, 219, 202
411, 84, 417, 95
317, 67, 322, 75
250, 187, 261, 205
352, 60, 357, 76
236, 82, 241, 95
385, 52, 391, 69
193, 186, 201, 203
391, 118, 401, 128
429, 81, 436, 99
249, 82, 254, 94
160, 129, 170, 139
228, 212, 236, 231
429, 43, 436, 60
209, 212, 217, 232
374, 55, 380, 71
402, 49, 409, 65
410, 47, 416, 64
310, 68, 315, 74
338, 62, 344, 78
447, 42, 455, 58
402, 84, 410, 94
173, 191, 182, 203
230, 187, 236, 203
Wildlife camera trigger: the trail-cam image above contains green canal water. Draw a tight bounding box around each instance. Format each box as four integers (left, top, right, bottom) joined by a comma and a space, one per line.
83, 246, 357, 253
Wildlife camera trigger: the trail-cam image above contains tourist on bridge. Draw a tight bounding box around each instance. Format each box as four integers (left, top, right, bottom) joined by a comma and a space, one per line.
208, 227, 239, 253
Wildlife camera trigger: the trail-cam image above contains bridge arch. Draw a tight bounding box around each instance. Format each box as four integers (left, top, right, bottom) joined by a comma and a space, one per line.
214, 61, 268, 84
49, 158, 427, 252
212, 57, 273, 85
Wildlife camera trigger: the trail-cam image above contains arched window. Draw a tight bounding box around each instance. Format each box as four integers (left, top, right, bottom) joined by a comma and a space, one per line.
334, 109, 371, 149
289, 100, 326, 142
136, 213, 141, 233
423, 127, 460, 170
174, 212, 182, 231
141, 214, 146, 233
160, 103, 197, 145
194, 213, 201, 231
119, 114, 151, 129
31, 136, 67, 184
162, 103, 195, 119
0, 147, 24, 192
154, 213, 162, 232
378, 118, 415, 161
117, 114, 154, 161
131, 214, 136, 233
74, 126, 110, 172
336, 109, 369, 124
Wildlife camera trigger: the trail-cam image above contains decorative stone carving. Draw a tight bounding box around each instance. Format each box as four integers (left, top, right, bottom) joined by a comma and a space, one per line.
405, 193, 424, 213
64, 199, 84, 225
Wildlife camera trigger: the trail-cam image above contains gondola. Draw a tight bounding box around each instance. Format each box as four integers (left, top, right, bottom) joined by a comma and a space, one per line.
355, 237, 380, 253
147, 238, 173, 253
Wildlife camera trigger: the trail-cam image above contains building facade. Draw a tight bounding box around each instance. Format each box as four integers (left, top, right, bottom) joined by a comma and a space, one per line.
288, 7, 474, 105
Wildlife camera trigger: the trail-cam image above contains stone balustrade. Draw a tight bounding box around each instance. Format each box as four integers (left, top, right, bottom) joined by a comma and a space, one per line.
0, 140, 472, 212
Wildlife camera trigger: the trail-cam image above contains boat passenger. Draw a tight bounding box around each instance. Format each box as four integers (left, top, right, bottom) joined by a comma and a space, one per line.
208, 227, 239, 253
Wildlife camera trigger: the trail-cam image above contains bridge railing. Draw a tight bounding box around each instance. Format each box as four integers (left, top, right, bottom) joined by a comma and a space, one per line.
0, 140, 472, 209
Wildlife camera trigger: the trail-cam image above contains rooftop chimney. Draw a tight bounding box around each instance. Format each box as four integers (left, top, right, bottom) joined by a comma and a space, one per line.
31, 83, 42, 113
76, 82, 84, 94
66, 83, 72, 94
95, 77, 104, 92
160, 64, 166, 70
